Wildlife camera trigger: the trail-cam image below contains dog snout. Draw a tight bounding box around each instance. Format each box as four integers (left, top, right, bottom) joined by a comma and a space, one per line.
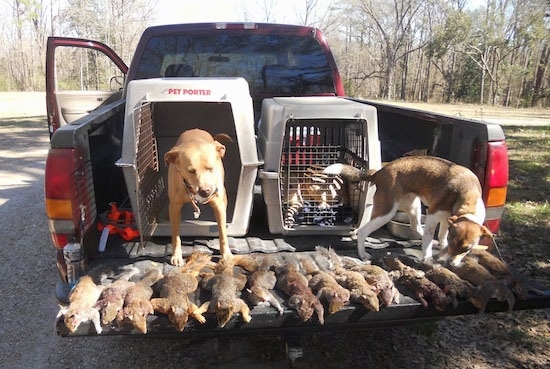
197, 187, 213, 198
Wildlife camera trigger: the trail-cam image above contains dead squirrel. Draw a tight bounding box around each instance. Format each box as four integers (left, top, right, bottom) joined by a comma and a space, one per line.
351, 263, 399, 307
200, 256, 252, 328
95, 278, 134, 326
150, 253, 212, 331
318, 247, 379, 312
426, 265, 475, 308
301, 257, 350, 315
276, 260, 325, 324
246, 255, 284, 315
449, 256, 515, 312
384, 257, 449, 312
118, 269, 163, 334
59, 275, 104, 334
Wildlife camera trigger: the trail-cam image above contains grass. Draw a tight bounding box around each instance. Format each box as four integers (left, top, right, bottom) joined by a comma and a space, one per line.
498, 126, 550, 283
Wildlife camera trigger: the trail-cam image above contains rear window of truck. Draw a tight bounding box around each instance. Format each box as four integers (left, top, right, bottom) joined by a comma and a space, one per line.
134, 34, 335, 96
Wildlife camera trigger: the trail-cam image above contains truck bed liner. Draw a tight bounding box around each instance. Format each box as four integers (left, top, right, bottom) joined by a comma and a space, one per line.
55, 286, 550, 337
55, 237, 550, 337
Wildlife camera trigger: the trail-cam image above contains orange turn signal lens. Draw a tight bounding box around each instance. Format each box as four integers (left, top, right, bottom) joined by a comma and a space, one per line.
45, 198, 73, 219
486, 187, 507, 208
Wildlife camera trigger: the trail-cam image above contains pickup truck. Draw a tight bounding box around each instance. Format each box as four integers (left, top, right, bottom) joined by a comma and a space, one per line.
45, 22, 549, 338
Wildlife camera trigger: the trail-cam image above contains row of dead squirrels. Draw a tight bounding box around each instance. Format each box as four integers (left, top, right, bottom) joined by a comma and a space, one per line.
58, 246, 542, 334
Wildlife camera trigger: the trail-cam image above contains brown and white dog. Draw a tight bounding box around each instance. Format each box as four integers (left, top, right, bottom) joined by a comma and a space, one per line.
164, 128, 232, 266
324, 156, 492, 265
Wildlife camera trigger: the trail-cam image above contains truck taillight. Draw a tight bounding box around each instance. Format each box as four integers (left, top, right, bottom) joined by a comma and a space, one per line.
483, 141, 508, 208
475, 140, 509, 234
45, 148, 80, 249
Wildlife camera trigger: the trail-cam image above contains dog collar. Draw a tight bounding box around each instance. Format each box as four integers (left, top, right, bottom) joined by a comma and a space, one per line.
455, 213, 484, 227
182, 178, 195, 194
181, 178, 218, 219
181, 178, 201, 218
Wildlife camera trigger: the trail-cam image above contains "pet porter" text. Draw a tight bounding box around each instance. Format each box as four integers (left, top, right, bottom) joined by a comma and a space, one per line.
164, 88, 212, 96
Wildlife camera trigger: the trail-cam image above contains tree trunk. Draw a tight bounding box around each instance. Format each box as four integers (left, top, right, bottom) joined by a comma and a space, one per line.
446, 52, 456, 103
531, 43, 549, 107
480, 66, 485, 104
400, 51, 409, 100
424, 60, 431, 102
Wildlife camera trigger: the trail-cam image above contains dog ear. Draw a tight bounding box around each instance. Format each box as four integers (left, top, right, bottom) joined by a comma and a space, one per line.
164, 150, 179, 166
213, 133, 233, 143
215, 141, 227, 158
448, 215, 458, 226
480, 225, 493, 238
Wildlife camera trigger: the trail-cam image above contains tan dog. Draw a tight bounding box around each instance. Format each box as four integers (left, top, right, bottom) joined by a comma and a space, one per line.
164, 128, 232, 266
324, 156, 492, 265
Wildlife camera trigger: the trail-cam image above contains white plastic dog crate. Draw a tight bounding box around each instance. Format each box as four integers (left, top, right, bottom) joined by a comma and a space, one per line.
117, 78, 262, 243
258, 97, 381, 235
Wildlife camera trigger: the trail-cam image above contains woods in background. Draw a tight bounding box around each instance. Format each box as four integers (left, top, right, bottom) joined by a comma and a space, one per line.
1, 0, 549, 107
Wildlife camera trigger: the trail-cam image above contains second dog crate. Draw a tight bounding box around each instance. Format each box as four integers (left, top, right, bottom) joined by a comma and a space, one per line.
258, 97, 381, 235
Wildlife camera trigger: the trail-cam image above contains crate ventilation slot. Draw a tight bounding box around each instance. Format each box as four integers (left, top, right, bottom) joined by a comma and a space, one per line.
134, 102, 165, 244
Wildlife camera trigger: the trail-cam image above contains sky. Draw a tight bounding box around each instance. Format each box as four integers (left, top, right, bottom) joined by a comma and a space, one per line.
151, 0, 486, 27
151, 0, 308, 26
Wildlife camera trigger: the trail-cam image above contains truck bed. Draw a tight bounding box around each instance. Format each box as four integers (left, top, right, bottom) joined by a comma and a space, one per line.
55, 195, 550, 337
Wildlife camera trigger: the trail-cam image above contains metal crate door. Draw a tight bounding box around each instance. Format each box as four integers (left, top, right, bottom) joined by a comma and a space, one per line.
133, 102, 165, 244
280, 119, 368, 229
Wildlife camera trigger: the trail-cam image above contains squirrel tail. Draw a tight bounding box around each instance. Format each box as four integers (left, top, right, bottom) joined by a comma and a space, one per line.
232, 254, 260, 273
181, 252, 212, 275
315, 246, 343, 272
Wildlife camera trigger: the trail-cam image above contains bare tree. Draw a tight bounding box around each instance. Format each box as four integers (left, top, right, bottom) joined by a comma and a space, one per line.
298, 0, 318, 25
426, 4, 472, 102
260, 0, 278, 22
349, 0, 429, 99
0, 0, 50, 90
60, 0, 155, 62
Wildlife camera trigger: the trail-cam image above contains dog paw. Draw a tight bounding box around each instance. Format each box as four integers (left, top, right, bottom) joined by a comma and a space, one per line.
242, 313, 252, 323
92, 320, 103, 334
170, 255, 184, 266
357, 246, 372, 261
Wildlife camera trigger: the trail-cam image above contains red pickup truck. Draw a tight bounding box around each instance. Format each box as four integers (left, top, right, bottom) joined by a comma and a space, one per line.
45, 22, 548, 337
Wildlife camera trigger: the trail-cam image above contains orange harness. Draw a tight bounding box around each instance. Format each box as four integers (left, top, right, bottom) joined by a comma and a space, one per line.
98, 202, 140, 241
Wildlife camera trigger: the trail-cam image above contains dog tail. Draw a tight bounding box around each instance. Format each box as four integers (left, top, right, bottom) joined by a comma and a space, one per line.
323, 163, 375, 183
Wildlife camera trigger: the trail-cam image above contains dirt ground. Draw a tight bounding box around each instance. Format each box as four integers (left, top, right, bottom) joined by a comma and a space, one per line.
1, 92, 548, 368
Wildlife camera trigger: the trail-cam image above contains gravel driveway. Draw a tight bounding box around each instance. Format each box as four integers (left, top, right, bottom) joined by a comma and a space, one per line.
0, 94, 548, 369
